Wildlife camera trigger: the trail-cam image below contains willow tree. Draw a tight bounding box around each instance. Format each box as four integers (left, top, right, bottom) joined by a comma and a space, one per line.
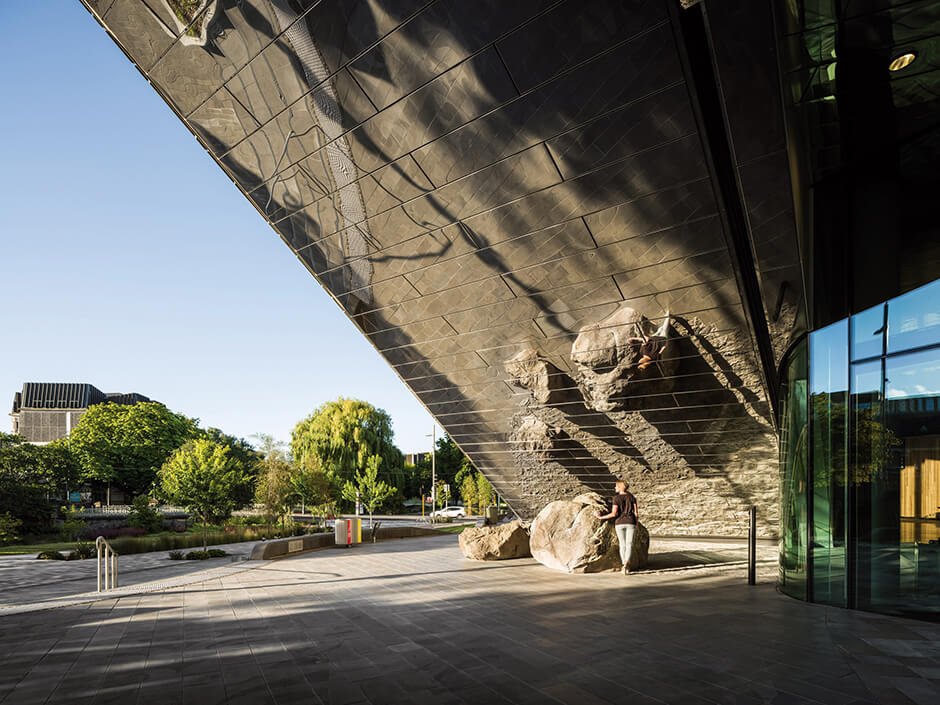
290, 398, 404, 492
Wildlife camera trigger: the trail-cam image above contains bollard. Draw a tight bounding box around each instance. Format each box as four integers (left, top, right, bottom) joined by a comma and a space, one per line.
747, 505, 757, 585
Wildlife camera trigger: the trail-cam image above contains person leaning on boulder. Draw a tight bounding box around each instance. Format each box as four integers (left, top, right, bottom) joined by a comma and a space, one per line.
596, 481, 639, 574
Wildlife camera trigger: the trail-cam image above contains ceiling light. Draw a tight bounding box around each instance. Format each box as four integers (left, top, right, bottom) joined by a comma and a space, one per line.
889, 52, 917, 72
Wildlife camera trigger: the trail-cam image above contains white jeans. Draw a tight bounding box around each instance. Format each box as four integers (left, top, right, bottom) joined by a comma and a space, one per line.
615, 524, 636, 566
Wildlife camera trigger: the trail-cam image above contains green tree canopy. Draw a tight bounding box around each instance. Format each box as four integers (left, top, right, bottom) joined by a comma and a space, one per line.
158, 438, 253, 550
0, 433, 55, 534
255, 450, 295, 526
433, 435, 468, 488
401, 459, 431, 500
476, 471, 494, 509
341, 454, 395, 526
37, 439, 81, 494
69, 402, 199, 498
291, 454, 333, 514
291, 398, 404, 490
198, 427, 262, 506
459, 473, 479, 515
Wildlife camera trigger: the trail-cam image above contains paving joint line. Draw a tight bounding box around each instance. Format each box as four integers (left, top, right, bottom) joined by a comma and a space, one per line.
0, 561, 266, 616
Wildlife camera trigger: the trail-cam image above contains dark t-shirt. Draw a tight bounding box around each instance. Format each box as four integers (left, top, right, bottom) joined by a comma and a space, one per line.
612, 492, 637, 525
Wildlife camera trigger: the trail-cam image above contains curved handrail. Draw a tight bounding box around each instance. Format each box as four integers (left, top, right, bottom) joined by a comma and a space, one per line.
95, 536, 119, 592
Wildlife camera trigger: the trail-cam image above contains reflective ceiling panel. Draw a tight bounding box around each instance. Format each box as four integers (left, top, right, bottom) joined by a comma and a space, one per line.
81, 0, 808, 536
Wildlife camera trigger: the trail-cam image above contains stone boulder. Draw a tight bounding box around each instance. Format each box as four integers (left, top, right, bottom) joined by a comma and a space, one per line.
459, 520, 531, 561
529, 493, 650, 573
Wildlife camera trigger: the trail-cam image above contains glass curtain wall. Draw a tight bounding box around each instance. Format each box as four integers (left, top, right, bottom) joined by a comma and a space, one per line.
811, 320, 848, 606
780, 279, 940, 617
780, 339, 809, 599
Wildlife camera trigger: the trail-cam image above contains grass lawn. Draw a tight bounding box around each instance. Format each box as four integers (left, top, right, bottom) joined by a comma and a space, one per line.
432, 524, 470, 534
0, 540, 84, 556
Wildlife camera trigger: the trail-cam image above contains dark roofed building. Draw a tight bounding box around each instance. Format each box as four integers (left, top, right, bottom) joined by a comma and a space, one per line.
10, 382, 152, 444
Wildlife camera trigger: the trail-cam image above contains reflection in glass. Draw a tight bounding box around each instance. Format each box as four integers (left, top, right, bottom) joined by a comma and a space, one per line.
810, 320, 847, 606
887, 279, 940, 355
783, 277, 940, 618
851, 304, 885, 361
851, 360, 892, 612
886, 350, 940, 615
780, 339, 809, 599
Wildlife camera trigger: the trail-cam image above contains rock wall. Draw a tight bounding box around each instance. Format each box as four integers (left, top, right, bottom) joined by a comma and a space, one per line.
505, 313, 779, 538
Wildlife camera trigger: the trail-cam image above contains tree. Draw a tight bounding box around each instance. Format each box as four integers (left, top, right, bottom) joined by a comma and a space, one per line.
291, 398, 404, 492
70, 402, 199, 501
36, 439, 81, 497
402, 456, 432, 500
291, 454, 333, 515
0, 433, 58, 534
341, 455, 395, 526
255, 451, 296, 526
455, 464, 494, 516
158, 439, 253, 550
432, 435, 467, 488
199, 427, 262, 506
459, 473, 479, 515
476, 472, 495, 512
433, 479, 452, 509
251, 432, 288, 459
126, 495, 163, 533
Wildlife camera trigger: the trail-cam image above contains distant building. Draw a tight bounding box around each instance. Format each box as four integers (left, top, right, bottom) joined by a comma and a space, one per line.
10, 382, 151, 444
404, 452, 429, 467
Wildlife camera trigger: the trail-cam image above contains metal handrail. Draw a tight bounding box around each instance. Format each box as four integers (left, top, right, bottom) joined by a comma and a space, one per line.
96, 536, 119, 592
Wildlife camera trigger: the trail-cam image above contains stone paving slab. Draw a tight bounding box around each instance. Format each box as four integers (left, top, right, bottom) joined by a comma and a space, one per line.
0, 535, 937, 705
0, 540, 260, 609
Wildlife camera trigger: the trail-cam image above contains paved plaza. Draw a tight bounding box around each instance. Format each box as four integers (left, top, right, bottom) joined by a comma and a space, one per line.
0, 541, 257, 612
0, 534, 938, 705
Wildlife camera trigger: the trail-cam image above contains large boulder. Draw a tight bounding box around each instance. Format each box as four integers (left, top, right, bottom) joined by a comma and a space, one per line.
529, 493, 650, 573
459, 520, 531, 560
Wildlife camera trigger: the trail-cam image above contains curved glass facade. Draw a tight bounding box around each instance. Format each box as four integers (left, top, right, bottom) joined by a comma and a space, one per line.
780, 279, 940, 618
780, 338, 808, 600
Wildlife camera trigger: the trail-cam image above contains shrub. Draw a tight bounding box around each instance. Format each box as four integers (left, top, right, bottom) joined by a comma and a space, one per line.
73, 542, 95, 559
47, 523, 295, 557
127, 496, 163, 533
168, 550, 184, 560
0, 512, 22, 545
81, 526, 147, 541
36, 550, 66, 560
184, 549, 226, 560
59, 506, 85, 541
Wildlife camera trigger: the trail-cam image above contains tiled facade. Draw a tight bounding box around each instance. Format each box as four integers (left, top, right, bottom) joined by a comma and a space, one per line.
81, 1, 810, 534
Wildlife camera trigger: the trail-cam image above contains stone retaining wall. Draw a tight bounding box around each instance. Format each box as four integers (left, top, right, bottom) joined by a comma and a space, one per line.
250, 526, 443, 560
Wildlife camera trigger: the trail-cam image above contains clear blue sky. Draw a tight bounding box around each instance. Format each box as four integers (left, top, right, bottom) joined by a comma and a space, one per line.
0, 2, 435, 452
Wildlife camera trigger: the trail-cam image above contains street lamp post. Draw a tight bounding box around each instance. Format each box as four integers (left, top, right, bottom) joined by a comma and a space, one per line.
426, 426, 436, 519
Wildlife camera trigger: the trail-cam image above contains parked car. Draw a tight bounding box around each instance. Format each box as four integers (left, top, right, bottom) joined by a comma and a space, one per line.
430, 506, 466, 518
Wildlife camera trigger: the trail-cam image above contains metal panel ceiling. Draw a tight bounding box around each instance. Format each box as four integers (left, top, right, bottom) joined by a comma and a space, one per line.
80, 0, 807, 531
